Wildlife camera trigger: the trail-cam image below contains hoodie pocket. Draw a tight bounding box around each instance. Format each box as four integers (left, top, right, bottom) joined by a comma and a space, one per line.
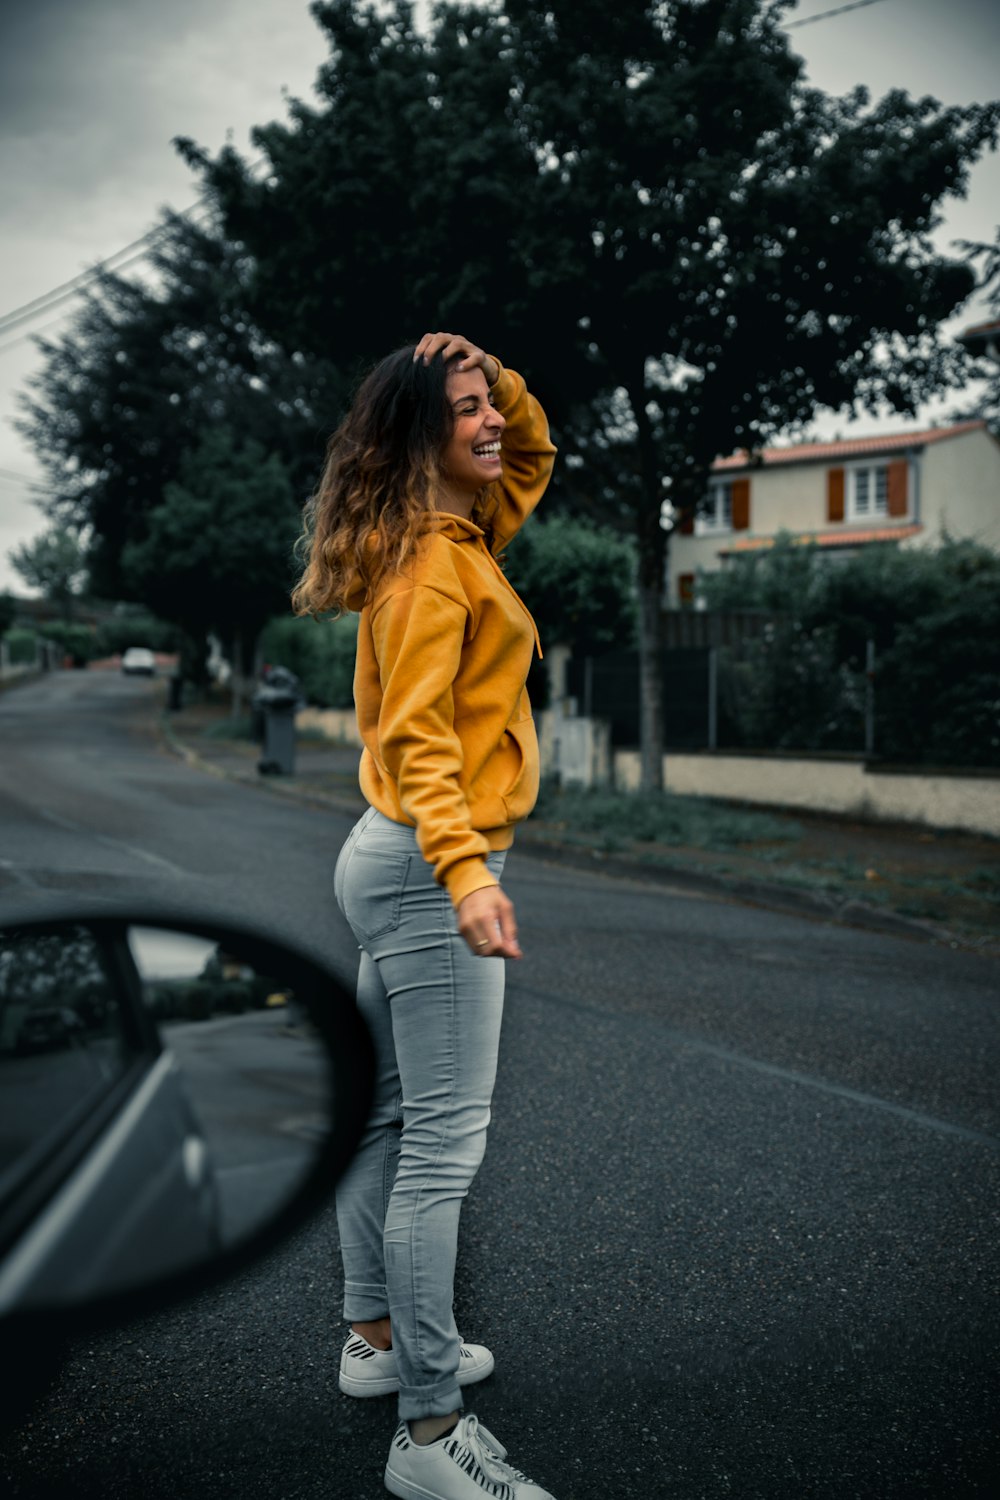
499, 714, 540, 822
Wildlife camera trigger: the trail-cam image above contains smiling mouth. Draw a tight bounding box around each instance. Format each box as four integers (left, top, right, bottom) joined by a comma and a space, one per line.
473, 442, 502, 460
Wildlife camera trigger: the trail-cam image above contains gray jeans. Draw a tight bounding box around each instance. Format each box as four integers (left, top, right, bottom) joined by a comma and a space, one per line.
333, 806, 508, 1420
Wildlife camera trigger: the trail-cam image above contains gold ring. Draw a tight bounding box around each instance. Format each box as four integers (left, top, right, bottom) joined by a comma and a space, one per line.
476, 939, 489, 947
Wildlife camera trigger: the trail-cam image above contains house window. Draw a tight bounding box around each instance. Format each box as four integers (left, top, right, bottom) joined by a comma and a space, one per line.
696, 481, 733, 534
848, 464, 889, 520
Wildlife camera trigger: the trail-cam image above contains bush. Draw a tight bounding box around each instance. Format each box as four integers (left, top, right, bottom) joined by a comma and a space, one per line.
502, 513, 637, 659
3, 627, 40, 666
702, 536, 1000, 767
93, 608, 178, 657
717, 620, 866, 754
37, 620, 98, 666
259, 612, 358, 708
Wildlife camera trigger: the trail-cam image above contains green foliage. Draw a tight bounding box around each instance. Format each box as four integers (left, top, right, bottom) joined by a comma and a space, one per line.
120, 426, 299, 652
716, 619, 866, 753
187, 1, 997, 546
16, 213, 324, 618
93, 608, 178, 657
532, 781, 799, 851
700, 532, 829, 615
953, 228, 1000, 432
502, 514, 636, 655
703, 537, 1000, 765
0, 593, 17, 637
36, 620, 98, 666
259, 612, 359, 709
20, 1, 1000, 781
3, 627, 41, 665
9, 528, 87, 614
201, 715, 255, 740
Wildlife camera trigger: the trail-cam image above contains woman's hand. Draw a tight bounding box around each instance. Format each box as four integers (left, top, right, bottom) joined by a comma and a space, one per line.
457, 885, 522, 960
414, 332, 499, 387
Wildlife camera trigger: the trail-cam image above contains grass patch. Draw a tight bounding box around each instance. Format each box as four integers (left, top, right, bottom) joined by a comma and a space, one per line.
201, 715, 255, 741
530, 782, 801, 852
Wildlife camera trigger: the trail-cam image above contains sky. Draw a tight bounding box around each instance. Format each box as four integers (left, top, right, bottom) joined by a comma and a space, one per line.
1, 0, 998, 595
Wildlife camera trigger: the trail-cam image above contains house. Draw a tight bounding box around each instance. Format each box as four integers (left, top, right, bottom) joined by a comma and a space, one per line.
667, 418, 1000, 606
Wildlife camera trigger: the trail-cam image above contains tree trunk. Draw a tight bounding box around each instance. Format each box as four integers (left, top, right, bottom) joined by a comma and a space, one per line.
229, 626, 261, 719
637, 576, 665, 792
628, 382, 669, 793
230, 628, 247, 718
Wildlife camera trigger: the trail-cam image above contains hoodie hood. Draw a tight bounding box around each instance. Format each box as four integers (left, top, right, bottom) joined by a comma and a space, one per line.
420, 511, 485, 545
340, 512, 484, 614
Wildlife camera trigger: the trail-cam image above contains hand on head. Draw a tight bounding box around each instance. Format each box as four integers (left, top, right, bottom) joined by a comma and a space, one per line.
413, 332, 499, 387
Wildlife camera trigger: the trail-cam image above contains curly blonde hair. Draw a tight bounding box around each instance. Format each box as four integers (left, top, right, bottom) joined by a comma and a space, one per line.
292, 346, 498, 616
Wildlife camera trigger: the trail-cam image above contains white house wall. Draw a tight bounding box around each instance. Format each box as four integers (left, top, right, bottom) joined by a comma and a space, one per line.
667, 428, 1000, 601
667, 461, 831, 599
913, 427, 1000, 550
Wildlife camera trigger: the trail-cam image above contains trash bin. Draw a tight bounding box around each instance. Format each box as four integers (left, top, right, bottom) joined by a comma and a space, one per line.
167, 674, 184, 712
252, 667, 302, 776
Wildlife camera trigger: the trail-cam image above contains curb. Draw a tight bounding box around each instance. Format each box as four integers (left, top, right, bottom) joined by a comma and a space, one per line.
159, 715, 980, 952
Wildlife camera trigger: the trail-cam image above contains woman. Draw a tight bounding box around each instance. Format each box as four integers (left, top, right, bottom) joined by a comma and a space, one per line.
293, 331, 557, 1500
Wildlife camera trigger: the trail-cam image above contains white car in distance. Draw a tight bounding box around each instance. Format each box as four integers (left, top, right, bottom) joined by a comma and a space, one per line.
120, 647, 156, 676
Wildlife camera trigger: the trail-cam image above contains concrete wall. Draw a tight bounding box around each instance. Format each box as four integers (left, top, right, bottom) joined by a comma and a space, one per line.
537, 705, 612, 789
614, 749, 1000, 838
296, 704, 999, 839
296, 705, 363, 744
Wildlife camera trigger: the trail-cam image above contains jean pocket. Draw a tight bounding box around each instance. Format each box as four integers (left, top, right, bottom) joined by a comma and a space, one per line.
340, 848, 411, 945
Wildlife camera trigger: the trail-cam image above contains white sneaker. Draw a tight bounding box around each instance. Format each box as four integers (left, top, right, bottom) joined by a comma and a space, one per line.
339, 1331, 495, 1399
384, 1413, 556, 1499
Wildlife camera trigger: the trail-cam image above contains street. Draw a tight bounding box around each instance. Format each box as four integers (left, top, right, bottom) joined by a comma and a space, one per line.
1, 671, 998, 1499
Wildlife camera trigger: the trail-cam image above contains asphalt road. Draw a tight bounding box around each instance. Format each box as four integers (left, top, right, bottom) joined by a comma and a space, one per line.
163, 1011, 331, 1245
1, 671, 998, 1499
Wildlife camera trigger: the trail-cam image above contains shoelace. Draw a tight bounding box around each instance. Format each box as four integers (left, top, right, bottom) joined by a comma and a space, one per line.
464, 1416, 533, 1483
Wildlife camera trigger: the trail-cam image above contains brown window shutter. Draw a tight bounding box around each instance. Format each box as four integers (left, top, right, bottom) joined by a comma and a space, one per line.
827, 467, 845, 523
679, 510, 694, 535
731, 478, 750, 531
887, 459, 908, 517
678, 572, 695, 606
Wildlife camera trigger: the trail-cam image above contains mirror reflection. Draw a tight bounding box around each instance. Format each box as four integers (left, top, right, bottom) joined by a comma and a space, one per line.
0, 921, 336, 1311
0, 926, 134, 1194
128, 927, 331, 1245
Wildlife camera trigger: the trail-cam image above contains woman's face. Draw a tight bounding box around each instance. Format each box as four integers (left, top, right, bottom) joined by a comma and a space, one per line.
439, 366, 506, 504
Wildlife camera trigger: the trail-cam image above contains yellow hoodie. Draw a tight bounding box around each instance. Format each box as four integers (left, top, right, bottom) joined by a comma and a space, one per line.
350, 360, 556, 909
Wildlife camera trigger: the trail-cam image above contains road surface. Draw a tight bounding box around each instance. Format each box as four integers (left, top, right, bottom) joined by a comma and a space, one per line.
1, 671, 997, 1498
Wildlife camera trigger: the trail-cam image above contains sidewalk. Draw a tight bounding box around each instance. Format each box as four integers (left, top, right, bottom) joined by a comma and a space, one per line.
160, 694, 999, 955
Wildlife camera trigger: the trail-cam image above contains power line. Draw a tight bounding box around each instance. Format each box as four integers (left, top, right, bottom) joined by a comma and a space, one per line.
0, 156, 265, 347
0, 238, 198, 357
0, 204, 214, 343
0, 200, 208, 338
0, 466, 51, 490
786, 0, 888, 28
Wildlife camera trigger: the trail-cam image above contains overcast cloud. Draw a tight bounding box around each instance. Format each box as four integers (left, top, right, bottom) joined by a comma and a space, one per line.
1, 0, 998, 591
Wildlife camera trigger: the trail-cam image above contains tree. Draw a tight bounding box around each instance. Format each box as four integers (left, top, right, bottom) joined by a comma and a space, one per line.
0, 592, 19, 639
501, 514, 636, 658
181, 0, 998, 788
702, 536, 1000, 765
120, 427, 299, 712
16, 213, 327, 666
954, 227, 1000, 431
9, 527, 87, 618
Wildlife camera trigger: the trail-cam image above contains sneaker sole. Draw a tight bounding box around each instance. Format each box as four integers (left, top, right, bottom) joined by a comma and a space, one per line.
384, 1462, 448, 1500
340, 1349, 495, 1400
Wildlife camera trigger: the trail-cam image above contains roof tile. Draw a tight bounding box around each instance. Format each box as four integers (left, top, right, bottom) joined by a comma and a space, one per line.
712, 420, 986, 472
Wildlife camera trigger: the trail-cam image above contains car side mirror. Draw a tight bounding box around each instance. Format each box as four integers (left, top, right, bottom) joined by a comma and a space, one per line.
0, 908, 372, 1406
